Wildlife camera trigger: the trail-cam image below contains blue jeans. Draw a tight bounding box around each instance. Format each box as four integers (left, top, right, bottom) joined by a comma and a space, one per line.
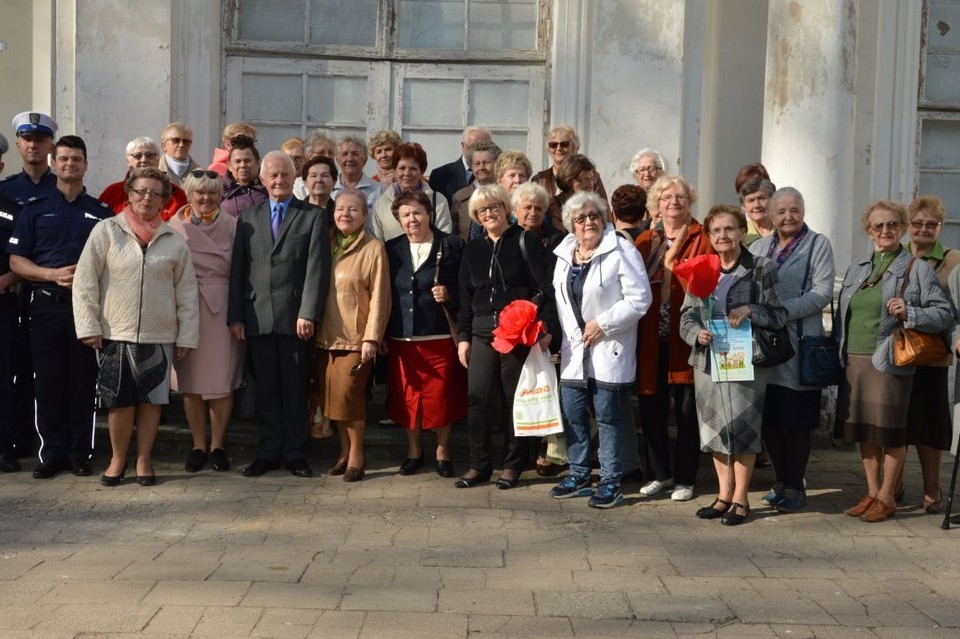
561, 380, 625, 486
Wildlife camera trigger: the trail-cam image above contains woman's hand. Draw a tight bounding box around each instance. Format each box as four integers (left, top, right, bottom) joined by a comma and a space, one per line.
663, 223, 690, 268
538, 333, 552, 352
727, 305, 752, 329
886, 297, 908, 321
229, 323, 246, 341
296, 318, 315, 341
81, 336, 102, 350
458, 341, 471, 368
175, 347, 192, 361
581, 319, 605, 348
360, 341, 377, 364
432, 285, 449, 304
697, 329, 714, 346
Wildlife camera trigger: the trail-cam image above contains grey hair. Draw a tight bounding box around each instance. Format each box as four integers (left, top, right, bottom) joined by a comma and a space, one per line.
738, 177, 777, 203
338, 135, 369, 161
160, 122, 192, 143
125, 137, 159, 157
182, 171, 224, 199
335, 187, 369, 215
511, 182, 549, 212
561, 191, 608, 234
260, 149, 295, 176
463, 124, 492, 142
629, 148, 669, 174
770, 186, 805, 211
548, 124, 581, 152
465, 140, 502, 166
304, 128, 335, 156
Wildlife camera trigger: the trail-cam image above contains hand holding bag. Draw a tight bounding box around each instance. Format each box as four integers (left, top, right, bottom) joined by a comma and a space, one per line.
891, 258, 951, 367
796, 235, 843, 387
512, 345, 563, 437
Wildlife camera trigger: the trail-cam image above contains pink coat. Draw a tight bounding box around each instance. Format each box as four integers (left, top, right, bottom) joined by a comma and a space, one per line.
169, 208, 245, 398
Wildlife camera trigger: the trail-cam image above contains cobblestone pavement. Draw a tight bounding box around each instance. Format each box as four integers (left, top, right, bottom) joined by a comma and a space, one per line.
0, 447, 958, 638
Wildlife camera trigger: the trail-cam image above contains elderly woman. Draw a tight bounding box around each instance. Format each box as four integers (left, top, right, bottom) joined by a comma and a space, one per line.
548, 192, 651, 508
734, 162, 770, 195
158, 122, 200, 186
208, 121, 257, 180
635, 175, 715, 502
169, 171, 244, 473
220, 136, 267, 218
514, 182, 566, 253
73, 167, 199, 486
749, 188, 836, 512
835, 200, 953, 522
611, 184, 649, 240
294, 129, 337, 199
740, 177, 776, 246
303, 156, 338, 222
902, 195, 960, 513
99, 137, 187, 221
456, 184, 559, 489
315, 189, 390, 482
371, 143, 452, 241
280, 137, 305, 177
368, 129, 402, 189
629, 148, 668, 191
384, 190, 466, 477
533, 124, 608, 203
451, 141, 501, 240
679, 205, 787, 525
548, 154, 602, 225
496, 150, 533, 197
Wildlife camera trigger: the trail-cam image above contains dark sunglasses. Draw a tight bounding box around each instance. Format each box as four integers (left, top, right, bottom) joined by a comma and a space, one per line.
190, 169, 220, 179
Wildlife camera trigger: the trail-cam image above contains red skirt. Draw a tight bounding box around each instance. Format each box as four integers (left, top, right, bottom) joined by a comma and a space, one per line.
388, 337, 467, 430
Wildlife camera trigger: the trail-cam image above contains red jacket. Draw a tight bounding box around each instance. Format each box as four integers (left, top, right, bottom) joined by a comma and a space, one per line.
98, 174, 188, 222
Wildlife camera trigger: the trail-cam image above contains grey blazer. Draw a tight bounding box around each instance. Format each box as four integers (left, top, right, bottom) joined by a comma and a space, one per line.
750, 231, 836, 390
679, 251, 788, 373
836, 249, 953, 375
228, 197, 331, 337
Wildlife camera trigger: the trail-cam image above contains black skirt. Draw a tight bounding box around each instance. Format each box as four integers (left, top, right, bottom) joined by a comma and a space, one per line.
97, 340, 172, 409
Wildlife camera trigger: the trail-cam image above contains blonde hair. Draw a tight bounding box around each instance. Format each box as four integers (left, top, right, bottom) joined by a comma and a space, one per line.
861, 199, 908, 234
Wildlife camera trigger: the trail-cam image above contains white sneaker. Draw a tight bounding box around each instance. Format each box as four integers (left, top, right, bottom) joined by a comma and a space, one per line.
671, 484, 694, 501
639, 478, 674, 497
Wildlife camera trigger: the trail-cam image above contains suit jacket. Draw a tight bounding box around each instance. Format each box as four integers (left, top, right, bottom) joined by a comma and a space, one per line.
228, 197, 331, 337
428, 157, 469, 206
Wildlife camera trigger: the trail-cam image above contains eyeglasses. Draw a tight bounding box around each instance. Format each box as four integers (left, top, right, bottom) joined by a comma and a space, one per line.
190, 169, 220, 179
708, 226, 743, 237
166, 137, 192, 146
659, 194, 688, 202
129, 152, 158, 160
910, 220, 941, 231
572, 212, 602, 226
131, 188, 164, 199
476, 203, 502, 216
870, 221, 902, 233
548, 141, 572, 150
636, 166, 661, 174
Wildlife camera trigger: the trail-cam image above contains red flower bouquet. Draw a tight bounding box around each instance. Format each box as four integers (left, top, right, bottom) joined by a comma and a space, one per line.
492, 299, 544, 354
673, 254, 721, 299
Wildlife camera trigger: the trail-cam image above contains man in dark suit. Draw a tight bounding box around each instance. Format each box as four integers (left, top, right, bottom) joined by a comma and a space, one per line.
228, 150, 330, 477
427, 125, 492, 206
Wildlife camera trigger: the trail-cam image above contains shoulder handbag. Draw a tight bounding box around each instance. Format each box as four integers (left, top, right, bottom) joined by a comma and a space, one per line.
795, 235, 843, 387
434, 237, 459, 344
750, 260, 795, 368
892, 257, 951, 367
517, 229, 545, 307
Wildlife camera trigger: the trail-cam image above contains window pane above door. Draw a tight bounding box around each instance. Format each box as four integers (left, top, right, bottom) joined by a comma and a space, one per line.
403, 80, 463, 126
309, 0, 378, 46
237, 0, 305, 42
469, 80, 529, 127
397, 0, 465, 49
242, 74, 303, 121
468, 0, 537, 50
306, 75, 368, 125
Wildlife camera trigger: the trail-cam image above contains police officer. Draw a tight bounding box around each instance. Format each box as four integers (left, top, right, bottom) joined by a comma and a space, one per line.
7, 135, 112, 478
0, 112, 58, 204
0, 133, 24, 472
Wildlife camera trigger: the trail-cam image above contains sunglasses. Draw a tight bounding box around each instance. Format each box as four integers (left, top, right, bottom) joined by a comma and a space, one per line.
130, 152, 158, 160
870, 221, 901, 233
190, 169, 220, 179
167, 137, 193, 145
547, 141, 572, 150
910, 220, 941, 231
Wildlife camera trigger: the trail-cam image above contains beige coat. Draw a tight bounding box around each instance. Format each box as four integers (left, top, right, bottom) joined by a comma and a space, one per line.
316, 230, 390, 351
73, 214, 199, 348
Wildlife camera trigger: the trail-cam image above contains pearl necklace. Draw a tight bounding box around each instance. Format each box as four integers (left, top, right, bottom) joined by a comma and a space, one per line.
576, 243, 597, 263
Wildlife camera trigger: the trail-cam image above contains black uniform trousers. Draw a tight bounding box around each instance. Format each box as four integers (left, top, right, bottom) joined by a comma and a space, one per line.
465, 336, 531, 473
29, 292, 98, 464
0, 292, 19, 453
247, 333, 313, 464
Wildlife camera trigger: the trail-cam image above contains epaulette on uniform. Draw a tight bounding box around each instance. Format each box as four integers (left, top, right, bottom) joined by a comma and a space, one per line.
0, 174, 16, 184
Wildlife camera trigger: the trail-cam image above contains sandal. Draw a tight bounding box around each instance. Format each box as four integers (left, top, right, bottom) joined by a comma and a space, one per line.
721, 502, 750, 526
924, 490, 943, 514
695, 497, 731, 520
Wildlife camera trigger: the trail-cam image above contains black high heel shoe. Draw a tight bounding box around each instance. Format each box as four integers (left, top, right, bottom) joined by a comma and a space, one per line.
100, 462, 127, 487
454, 468, 491, 488
398, 455, 425, 476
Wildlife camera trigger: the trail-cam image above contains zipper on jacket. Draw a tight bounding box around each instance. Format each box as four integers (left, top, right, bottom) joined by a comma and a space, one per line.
136, 244, 147, 342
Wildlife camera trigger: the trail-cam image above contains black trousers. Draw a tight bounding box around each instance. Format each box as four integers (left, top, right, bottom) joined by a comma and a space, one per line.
248, 333, 313, 464
0, 293, 19, 453
29, 295, 98, 464
466, 337, 530, 473
637, 342, 700, 486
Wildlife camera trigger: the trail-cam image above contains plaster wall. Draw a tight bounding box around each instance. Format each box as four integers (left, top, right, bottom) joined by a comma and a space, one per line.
0, 0, 36, 172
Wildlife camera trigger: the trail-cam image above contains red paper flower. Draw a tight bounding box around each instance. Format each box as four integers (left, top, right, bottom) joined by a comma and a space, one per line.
492, 299, 544, 354
673, 254, 720, 299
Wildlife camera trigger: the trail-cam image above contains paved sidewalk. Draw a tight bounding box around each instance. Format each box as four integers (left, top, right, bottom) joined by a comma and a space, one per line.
0, 447, 958, 638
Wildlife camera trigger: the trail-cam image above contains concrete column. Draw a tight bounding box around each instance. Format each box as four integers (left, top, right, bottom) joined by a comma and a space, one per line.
761, 0, 857, 269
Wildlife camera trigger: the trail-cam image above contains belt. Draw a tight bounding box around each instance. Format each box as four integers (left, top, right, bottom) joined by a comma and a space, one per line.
31, 287, 72, 305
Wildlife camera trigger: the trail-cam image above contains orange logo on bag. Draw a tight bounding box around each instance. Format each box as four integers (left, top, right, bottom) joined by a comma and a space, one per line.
518, 385, 551, 397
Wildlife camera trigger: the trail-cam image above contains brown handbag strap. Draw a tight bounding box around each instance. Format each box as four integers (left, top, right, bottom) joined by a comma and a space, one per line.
898, 256, 915, 298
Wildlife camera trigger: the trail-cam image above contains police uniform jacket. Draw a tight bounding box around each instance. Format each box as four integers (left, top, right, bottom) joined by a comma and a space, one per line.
0, 169, 57, 205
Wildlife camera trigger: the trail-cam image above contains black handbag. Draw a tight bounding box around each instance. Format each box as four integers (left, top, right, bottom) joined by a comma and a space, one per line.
749, 262, 794, 368
795, 236, 842, 386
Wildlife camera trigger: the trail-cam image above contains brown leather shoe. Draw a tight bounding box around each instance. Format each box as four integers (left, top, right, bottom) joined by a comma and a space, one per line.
327, 459, 347, 476
860, 497, 895, 522
845, 495, 876, 517
343, 465, 365, 482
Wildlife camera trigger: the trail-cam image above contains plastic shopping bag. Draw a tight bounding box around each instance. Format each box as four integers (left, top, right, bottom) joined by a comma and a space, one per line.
512, 345, 563, 437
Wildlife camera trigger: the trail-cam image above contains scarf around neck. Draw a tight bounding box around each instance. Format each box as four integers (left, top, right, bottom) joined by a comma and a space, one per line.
123, 206, 163, 247
334, 229, 362, 260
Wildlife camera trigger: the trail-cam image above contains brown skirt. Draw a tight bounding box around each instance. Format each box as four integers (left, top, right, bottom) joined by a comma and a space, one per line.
834, 354, 911, 448
906, 365, 953, 450
316, 349, 372, 421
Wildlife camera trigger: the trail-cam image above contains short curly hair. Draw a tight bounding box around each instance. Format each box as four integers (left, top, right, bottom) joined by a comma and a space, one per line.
124, 167, 172, 200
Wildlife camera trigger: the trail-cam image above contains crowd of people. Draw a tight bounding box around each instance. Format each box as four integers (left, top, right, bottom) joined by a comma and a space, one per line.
0, 111, 957, 524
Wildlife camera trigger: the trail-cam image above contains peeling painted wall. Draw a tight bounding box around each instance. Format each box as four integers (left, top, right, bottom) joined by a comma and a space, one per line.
0, 0, 36, 170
